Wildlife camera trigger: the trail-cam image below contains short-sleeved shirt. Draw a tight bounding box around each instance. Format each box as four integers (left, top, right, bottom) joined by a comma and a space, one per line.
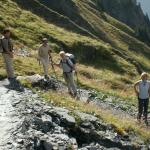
1, 36, 13, 53
138, 80, 150, 99
60, 58, 73, 73
38, 44, 51, 58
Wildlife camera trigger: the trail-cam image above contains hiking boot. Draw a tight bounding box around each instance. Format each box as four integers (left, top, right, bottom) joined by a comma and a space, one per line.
145, 120, 148, 126
8, 77, 24, 92
44, 75, 49, 80
73, 92, 77, 97
68, 91, 73, 96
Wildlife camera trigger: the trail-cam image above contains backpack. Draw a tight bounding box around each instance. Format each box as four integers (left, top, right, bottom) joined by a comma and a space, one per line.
60, 53, 76, 72
0, 38, 4, 53
65, 53, 76, 65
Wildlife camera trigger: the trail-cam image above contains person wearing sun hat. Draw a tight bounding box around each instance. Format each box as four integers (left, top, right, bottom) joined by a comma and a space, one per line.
1, 28, 15, 80
38, 38, 52, 79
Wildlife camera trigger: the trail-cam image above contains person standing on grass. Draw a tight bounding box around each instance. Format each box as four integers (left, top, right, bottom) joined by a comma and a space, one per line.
1, 29, 15, 82
134, 72, 150, 125
55, 51, 77, 97
38, 38, 52, 80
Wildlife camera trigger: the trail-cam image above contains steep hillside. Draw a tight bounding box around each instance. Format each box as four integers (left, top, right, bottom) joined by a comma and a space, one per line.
12, 0, 150, 73
1, 0, 150, 96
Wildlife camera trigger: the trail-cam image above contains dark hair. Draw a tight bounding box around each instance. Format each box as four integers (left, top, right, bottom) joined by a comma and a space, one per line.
3, 28, 11, 34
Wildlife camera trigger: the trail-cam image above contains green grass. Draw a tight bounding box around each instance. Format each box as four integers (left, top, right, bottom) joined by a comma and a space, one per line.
1, 0, 150, 76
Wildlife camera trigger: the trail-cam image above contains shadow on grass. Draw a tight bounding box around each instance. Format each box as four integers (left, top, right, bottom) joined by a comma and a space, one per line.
0, 75, 6, 81
12, 0, 93, 38
70, 42, 126, 74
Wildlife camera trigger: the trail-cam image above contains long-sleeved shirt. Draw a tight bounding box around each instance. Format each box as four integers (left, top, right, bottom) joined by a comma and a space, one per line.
38, 44, 51, 58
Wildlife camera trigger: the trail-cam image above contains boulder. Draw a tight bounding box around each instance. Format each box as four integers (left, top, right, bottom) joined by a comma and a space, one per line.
49, 107, 76, 127
32, 115, 53, 133
75, 111, 98, 123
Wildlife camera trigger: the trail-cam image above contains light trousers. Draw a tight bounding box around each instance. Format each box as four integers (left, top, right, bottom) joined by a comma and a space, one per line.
2, 53, 15, 78
63, 72, 77, 95
40, 57, 49, 76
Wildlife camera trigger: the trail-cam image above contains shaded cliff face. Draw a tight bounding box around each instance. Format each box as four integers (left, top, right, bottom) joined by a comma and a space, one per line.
101, 0, 150, 29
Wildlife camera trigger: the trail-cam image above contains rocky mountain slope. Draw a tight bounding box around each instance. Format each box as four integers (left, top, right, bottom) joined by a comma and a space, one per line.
1, 1, 150, 149
0, 77, 149, 150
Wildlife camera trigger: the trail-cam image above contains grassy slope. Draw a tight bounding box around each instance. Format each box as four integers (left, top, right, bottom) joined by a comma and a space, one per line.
0, 0, 136, 96
0, 0, 149, 101
12, 0, 150, 73
25, 0, 150, 73
0, 0, 150, 142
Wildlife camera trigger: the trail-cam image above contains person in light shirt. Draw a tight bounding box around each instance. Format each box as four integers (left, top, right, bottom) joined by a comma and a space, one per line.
134, 72, 150, 125
55, 51, 77, 97
38, 38, 52, 79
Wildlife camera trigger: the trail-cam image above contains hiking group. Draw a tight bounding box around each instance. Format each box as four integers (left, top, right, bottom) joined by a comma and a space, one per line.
0, 28, 150, 125
0, 29, 77, 97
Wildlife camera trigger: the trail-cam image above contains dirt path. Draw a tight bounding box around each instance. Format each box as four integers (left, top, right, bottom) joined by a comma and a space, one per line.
0, 80, 21, 149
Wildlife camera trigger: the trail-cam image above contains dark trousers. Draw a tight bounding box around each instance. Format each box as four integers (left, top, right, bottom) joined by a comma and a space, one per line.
138, 98, 149, 120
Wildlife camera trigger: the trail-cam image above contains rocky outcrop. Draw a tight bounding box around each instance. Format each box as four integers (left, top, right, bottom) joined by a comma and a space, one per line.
18, 74, 137, 117
0, 78, 147, 150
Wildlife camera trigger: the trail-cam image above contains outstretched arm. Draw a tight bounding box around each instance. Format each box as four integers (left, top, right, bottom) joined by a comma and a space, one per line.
148, 83, 150, 97
38, 47, 41, 60
3, 39, 14, 57
134, 81, 140, 97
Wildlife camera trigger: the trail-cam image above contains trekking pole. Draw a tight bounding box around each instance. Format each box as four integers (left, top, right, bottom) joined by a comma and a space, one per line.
38, 59, 42, 74
48, 52, 57, 79
75, 70, 81, 97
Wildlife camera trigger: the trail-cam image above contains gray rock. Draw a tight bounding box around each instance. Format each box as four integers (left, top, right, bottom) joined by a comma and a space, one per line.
43, 140, 53, 150
50, 107, 76, 127
32, 115, 53, 133
16, 139, 24, 144
75, 111, 98, 123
